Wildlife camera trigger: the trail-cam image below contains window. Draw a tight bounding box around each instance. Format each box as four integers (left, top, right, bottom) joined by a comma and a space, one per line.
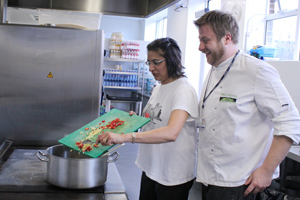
155, 17, 167, 39
265, 0, 299, 60
144, 8, 167, 42
266, 16, 297, 60
268, 0, 298, 14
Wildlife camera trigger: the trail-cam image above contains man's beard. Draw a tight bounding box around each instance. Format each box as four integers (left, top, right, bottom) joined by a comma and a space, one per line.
206, 43, 225, 66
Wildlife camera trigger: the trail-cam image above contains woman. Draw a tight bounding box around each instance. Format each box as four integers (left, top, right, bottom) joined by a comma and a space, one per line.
96, 37, 199, 200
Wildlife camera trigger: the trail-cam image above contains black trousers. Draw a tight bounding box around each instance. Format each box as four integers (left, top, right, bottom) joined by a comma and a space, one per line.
202, 184, 257, 200
139, 172, 194, 200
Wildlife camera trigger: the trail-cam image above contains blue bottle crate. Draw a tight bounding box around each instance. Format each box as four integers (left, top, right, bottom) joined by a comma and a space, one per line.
250, 46, 277, 58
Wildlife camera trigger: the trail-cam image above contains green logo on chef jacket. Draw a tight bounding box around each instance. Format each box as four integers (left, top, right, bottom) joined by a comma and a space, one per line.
219, 97, 236, 102
219, 94, 237, 103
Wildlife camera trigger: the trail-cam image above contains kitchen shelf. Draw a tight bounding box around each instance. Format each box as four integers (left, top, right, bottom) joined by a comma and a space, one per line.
105, 71, 142, 75
104, 86, 142, 90
104, 58, 144, 63
103, 58, 145, 115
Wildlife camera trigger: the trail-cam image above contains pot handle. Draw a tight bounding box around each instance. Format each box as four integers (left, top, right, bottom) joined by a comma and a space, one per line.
36, 150, 49, 162
107, 151, 119, 163
101, 143, 125, 157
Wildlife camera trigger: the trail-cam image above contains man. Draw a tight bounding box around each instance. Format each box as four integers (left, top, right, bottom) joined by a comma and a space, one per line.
194, 10, 300, 200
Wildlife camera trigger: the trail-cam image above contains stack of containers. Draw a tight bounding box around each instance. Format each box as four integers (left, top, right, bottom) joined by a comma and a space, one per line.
121, 41, 140, 60
108, 32, 140, 60
109, 32, 123, 58
103, 68, 138, 88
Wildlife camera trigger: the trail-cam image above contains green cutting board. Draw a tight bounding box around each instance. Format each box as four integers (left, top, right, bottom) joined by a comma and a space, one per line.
58, 109, 150, 158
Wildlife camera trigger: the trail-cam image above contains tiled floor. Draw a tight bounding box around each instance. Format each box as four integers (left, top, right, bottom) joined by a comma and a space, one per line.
114, 143, 202, 200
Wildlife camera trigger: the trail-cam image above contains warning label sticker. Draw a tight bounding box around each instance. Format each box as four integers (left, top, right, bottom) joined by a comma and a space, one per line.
47, 72, 53, 78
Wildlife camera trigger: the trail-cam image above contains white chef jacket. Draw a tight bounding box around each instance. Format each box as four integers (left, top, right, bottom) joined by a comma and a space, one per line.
196, 51, 300, 187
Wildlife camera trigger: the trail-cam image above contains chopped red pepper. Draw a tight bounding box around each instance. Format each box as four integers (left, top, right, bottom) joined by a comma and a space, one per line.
93, 144, 99, 147
86, 146, 92, 151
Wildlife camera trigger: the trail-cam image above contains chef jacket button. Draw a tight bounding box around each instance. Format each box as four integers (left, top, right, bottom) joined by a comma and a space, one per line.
211, 149, 213, 152
212, 128, 215, 131
215, 107, 217, 110
220, 86, 222, 89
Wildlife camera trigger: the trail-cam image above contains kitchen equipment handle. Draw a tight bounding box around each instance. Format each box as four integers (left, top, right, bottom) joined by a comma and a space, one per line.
36, 150, 49, 162
101, 143, 125, 157
107, 151, 119, 163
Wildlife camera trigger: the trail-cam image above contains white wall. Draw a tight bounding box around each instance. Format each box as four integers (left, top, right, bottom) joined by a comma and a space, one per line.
267, 61, 300, 111
182, 0, 206, 98
165, 0, 206, 97
166, 1, 188, 58
100, 15, 145, 40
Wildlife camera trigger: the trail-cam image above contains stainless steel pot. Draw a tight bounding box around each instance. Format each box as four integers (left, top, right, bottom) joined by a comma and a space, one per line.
36, 144, 119, 189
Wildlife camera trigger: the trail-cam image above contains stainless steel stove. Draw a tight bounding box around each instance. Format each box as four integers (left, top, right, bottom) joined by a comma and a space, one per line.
0, 141, 127, 200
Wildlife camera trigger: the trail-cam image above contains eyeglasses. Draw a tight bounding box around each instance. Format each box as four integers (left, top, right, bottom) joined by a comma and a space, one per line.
145, 59, 165, 66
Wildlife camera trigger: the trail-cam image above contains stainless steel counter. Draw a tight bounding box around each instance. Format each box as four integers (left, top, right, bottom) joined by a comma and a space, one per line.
0, 148, 127, 200
105, 162, 128, 200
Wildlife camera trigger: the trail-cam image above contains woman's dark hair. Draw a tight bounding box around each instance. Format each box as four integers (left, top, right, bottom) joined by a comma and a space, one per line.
147, 37, 185, 78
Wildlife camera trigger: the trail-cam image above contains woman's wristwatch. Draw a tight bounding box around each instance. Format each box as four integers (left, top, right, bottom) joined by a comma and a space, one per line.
131, 132, 136, 143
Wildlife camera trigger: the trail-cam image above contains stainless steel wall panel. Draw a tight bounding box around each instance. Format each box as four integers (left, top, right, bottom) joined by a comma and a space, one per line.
0, 0, 8, 23
7, 0, 178, 18
8, 0, 49, 8
51, 0, 148, 17
8, 0, 148, 17
0, 24, 104, 146
147, 0, 181, 17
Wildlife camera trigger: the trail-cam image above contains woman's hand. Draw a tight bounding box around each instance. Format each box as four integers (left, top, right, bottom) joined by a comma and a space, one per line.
129, 111, 137, 116
96, 132, 125, 146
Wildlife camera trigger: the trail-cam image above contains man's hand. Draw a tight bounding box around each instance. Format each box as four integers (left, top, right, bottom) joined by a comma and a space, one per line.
244, 166, 273, 196
243, 136, 293, 196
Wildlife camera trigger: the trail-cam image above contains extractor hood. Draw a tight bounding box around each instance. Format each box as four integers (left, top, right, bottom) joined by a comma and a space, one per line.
6, 0, 180, 18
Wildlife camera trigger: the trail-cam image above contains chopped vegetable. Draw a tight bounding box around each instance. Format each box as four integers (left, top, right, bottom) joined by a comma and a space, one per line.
93, 144, 99, 147
75, 117, 125, 153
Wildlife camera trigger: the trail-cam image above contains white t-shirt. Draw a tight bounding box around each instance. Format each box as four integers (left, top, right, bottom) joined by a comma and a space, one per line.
135, 77, 199, 186
196, 51, 300, 187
